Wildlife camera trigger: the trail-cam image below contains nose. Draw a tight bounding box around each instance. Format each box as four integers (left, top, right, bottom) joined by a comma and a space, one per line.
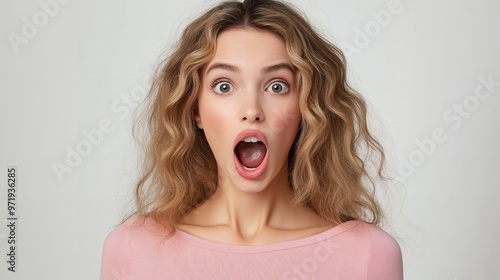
239, 90, 264, 123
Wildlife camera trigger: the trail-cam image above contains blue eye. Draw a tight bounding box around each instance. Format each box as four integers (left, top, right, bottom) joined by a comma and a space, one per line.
266, 81, 289, 94
213, 81, 234, 94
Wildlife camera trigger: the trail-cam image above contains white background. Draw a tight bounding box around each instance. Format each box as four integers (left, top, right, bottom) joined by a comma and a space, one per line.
1, 0, 499, 279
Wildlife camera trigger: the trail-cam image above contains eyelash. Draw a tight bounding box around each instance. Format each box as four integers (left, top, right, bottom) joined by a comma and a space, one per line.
209, 78, 291, 94
210, 78, 233, 95
266, 78, 290, 94
210, 78, 230, 88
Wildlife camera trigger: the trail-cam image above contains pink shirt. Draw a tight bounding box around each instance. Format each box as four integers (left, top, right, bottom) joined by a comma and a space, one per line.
101, 218, 403, 279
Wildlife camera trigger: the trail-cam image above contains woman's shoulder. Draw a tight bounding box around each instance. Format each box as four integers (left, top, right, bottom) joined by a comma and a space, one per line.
346, 221, 403, 278
342, 221, 401, 255
101, 216, 170, 279
102, 216, 170, 256
103, 218, 135, 244
358, 221, 400, 248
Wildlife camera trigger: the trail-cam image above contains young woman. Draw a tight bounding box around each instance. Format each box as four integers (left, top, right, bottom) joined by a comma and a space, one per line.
101, 0, 403, 279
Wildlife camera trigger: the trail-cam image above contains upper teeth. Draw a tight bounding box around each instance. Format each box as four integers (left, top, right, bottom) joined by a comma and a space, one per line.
242, 137, 260, 143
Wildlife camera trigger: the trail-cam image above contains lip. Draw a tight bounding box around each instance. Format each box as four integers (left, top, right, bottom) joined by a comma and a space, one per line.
233, 129, 269, 179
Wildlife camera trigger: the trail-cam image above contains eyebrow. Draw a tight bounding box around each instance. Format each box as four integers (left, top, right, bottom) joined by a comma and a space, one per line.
262, 63, 295, 74
205, 62, 294, 75
206, 63, 241, 74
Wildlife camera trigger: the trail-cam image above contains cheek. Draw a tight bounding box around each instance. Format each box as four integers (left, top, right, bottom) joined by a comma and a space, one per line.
267, 99, 301, 135
198, 93, 225, 130
201, 109, 228, 138
264, 97, 301, 163
199, 101, 233, 155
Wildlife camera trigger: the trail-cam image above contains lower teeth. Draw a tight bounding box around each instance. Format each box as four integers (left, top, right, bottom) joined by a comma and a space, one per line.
243, 166, 257, 171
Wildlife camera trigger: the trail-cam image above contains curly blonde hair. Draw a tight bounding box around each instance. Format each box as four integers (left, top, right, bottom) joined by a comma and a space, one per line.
132, 0, 385, 232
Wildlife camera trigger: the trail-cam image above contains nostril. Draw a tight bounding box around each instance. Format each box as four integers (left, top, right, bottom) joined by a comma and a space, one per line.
241, 113, 263, 122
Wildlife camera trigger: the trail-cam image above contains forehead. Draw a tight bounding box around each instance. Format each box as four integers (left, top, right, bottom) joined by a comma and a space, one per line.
211, 28, 290, 63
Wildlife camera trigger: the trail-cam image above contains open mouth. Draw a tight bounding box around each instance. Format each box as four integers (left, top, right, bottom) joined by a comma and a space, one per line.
233, 130, 268, 179
234, 136, 267, 170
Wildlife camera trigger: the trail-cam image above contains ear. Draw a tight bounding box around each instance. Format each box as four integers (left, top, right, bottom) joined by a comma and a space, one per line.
193, 106, 203, 129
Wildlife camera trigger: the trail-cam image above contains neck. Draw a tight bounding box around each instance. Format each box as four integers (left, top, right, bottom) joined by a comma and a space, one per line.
177, 163, 334, 245
206, 164, 294, 239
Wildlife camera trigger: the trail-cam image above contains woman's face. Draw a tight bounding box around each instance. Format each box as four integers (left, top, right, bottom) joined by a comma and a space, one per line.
195, 28, 300, 193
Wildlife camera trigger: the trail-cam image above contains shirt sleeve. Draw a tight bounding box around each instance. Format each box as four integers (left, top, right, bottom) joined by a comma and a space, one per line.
366, 225, 404, 280
100, 224, 133, 280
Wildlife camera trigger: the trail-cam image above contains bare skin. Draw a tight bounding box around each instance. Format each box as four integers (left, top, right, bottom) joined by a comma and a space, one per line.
177, 161, 335, 245
177, 28, 335, 245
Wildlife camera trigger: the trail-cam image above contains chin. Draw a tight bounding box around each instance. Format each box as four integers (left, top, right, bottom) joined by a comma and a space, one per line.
230, 165, 288, 195
230, 176, 271, 194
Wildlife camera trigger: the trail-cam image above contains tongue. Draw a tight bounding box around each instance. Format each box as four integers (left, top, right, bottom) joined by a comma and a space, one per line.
235, 141, 266, 168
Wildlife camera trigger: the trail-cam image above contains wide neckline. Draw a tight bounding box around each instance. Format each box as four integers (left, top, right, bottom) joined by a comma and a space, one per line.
172, 219, 361, 254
